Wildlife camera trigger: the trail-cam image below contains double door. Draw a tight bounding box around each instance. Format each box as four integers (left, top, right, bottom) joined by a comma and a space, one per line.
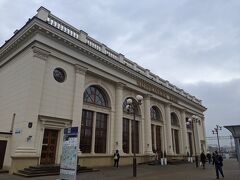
40, 129, 58, 164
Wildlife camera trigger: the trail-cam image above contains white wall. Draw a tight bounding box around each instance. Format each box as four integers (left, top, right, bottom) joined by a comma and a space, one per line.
39, 56, 75, 119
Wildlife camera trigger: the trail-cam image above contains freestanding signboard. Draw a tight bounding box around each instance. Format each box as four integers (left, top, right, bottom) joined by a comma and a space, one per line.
60, 127, 78, 180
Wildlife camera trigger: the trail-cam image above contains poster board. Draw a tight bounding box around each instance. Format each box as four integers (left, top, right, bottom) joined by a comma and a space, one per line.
60, 127, 78, 180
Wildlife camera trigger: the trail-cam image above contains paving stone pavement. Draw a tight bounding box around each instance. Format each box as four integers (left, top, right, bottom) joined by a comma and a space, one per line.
0, 159, 239, 180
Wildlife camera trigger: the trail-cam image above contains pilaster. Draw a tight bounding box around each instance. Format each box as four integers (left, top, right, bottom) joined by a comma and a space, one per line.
114, 82, 125, 153
144, 94, 153, 154
164, 103, 173, 155
181, 109, 188, 155
72, 64, 87, 154
14, 46, 49, 156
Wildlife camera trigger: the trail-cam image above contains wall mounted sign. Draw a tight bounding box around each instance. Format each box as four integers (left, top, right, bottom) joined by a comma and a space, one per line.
15, 128, 22, 134
137, 80, 178, 103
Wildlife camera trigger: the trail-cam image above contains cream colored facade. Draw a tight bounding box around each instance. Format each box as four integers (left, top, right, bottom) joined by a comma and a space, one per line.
0, 7, 207, 173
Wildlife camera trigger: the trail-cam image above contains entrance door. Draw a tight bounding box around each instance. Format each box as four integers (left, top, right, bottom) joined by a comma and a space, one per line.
0, 140, 7, 169
40, 129, 58, 164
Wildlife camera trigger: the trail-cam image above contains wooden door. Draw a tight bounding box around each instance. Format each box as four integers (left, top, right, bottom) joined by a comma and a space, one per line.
0, 140, 7, 169
40, 129, 58, 164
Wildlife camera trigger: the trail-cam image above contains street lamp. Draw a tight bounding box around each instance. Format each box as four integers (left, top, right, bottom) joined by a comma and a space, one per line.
126, 95, 143, 177
187, 115, 200, 168
212, 125, 222, 153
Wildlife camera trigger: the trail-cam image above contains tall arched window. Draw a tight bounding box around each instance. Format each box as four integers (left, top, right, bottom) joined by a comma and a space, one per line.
80, 85, 109, 154
151, 106, 163, 153
122, 98, 140, 115
171, 112, 180, 154
171, 112, 179, 126
83, 85, 108, 107
150, 106, 161, 121
122, 97, 141, 154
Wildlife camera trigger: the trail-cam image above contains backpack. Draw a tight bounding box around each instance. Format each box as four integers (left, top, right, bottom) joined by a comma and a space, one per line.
114, 153, 119, 160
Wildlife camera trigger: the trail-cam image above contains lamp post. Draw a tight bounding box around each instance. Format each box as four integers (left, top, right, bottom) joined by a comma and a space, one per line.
212, 125, 222, 153
187, 115, 200, 168
126, 95, 143, 177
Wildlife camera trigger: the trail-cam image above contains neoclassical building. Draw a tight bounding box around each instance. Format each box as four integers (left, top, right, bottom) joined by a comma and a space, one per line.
0, 7, 207, 173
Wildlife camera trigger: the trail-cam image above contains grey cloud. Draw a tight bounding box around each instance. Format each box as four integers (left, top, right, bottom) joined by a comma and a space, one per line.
178, 79, 240, 137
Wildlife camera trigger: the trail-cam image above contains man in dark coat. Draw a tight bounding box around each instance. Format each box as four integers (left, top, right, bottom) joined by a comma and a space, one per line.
213, 151, 224, 179
200, 151, 206, 169
206, 151, 212, 164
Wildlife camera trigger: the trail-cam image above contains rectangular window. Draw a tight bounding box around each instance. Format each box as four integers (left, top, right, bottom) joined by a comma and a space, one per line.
123, 118, 129, 153
174, 129, 180, 154
156, 126, 161, 153
95, 112, 107, 153
188, 132, 193, 156
80, 110, 93, 153
131, 120, 139, 154
151, 125, 155, 152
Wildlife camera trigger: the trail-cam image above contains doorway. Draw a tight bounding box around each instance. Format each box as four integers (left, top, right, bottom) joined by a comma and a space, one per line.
40, 129, 58, 164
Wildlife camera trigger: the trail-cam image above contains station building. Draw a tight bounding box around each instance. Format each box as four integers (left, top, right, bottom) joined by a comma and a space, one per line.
0, 7, 207, 173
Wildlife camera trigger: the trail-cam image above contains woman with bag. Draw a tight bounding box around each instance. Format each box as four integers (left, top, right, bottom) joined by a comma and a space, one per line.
113, 150, 120, 168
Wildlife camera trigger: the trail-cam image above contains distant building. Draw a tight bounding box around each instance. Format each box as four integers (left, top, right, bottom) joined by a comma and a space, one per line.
0, 7, 207, 173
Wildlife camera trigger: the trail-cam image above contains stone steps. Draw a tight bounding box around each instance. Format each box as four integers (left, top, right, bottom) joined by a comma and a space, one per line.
15, 164, 99, 177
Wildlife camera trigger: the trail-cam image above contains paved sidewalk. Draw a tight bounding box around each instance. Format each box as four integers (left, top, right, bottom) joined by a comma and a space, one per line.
0, 159, 239, 180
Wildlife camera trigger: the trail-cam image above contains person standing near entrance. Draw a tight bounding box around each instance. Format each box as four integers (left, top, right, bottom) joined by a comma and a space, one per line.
200, 151, 206, 169
113, 150, 120, 168
213, 150, 224, 179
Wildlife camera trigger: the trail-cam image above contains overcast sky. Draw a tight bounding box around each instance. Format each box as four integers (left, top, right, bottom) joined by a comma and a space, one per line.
1, 0, 239, 145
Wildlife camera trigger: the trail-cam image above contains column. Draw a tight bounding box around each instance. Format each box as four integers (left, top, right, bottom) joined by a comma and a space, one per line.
144, 94, 152, 154
193, 122, 201, 155
163, 119, 168, 155
114, 83, 124, 153
14, 46, 50, 156
181, 110, 188, 155
72, 64, 88, 153
202, 117, 207, 152
165, 103, 173, 155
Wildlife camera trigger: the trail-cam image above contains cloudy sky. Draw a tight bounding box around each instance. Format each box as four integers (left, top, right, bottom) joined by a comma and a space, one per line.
0, 0, 239, 145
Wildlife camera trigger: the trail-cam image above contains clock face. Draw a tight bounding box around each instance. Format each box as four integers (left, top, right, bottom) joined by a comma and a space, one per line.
53, 68, 66, 83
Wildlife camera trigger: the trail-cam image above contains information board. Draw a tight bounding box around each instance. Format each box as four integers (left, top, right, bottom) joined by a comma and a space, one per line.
60, 127, 78, 180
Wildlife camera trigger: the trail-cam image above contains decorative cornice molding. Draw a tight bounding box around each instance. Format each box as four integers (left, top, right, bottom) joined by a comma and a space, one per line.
144, 94, 152, 99
116, 82, 126, 89
75, 64, 88, 75
32, 46, 50, 60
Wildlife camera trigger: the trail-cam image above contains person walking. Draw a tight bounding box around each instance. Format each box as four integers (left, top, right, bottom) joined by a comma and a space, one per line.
113, 150, 120, 168
200, 151, 206, 169
206, 151, 212, 164
213, 150, 224, 179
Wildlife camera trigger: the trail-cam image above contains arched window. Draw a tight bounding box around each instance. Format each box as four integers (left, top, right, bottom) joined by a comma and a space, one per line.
80, 85, 109, 154
171, 112, 180, 154
150, 106, 161, 121
171, 113, 179, 126
122, 97, 141, 154
122, 97, 140, 115
151, 106, 163, 153
83, 85, 108, 107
